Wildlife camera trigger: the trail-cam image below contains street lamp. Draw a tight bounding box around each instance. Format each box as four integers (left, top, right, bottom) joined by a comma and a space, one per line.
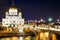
48, 18, 52, 22
57, 19, 60, 22
40, 19, 43, 22
48, 18, 53, 40
40, 19, 44, 22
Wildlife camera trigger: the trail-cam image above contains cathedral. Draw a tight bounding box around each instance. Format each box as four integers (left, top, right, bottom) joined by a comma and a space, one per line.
2, 4, 24, 27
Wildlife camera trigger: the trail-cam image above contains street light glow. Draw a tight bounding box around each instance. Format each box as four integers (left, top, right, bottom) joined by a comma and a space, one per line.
57, 19, 60, 22
48, 18, 52, 22
40, 19, 44, 22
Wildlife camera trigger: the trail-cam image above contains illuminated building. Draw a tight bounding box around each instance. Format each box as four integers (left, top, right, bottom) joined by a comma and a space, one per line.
2, 4, 24, 27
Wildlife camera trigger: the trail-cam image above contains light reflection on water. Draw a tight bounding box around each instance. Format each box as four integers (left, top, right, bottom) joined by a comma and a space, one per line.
0, 37, 22, 40
0, 36, 33, 40
19, 36, 23, 40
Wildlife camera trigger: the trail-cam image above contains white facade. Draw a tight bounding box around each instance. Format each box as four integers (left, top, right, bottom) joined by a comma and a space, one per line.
2, 6, 24, 27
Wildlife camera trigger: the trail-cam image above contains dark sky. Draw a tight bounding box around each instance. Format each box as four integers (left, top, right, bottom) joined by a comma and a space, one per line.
0, 0, 60, 21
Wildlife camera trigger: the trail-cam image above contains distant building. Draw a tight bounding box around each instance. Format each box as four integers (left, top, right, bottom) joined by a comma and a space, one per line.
2, 4, 24, 27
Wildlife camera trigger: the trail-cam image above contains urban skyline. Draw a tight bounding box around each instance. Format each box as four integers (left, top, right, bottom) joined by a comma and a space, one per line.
0, 0, 60, 21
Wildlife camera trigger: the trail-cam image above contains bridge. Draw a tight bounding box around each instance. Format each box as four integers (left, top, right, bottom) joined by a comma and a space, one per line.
0, 22, 60, 40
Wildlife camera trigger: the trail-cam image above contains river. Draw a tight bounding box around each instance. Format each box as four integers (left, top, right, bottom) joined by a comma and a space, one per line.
0, 36, 35, 40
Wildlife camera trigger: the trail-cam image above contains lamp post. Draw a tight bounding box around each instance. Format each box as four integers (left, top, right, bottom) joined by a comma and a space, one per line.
48, 18, 53, 40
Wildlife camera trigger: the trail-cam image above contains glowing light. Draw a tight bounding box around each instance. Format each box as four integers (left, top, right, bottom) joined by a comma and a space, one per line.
40, 19, 43, 22
9, 8, 17, 12
45, 32, 49, 37
34, 20, 37, 22
43, 21, 45, 22
57, 19, 60, 22
38, 21, 40, 23
19, 36, 23, 40
19, 26, 24, 32
19, 29, 23, 32
52, 34, 57, 40
48, 18, 52, 22
12, 37, 18, 40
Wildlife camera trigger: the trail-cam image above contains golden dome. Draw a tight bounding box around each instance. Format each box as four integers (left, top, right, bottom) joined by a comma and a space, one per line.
9, 4, 17, 10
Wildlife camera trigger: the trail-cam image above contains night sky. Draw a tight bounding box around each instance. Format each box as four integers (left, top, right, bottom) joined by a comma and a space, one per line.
0, 0, 60, 21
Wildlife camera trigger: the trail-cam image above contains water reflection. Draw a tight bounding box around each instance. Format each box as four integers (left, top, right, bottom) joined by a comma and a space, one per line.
0, 35, 57, 40
12, 37, 19, 40
0, 36, 35, 40
19, 36, 24, 40
0, 37, 18, 40
0, 32, 57, 40
5, 37, 11, 40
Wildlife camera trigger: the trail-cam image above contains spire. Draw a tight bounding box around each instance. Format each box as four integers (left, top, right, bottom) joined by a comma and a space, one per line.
12, 0, 14, 6
9, 0, 17, 9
